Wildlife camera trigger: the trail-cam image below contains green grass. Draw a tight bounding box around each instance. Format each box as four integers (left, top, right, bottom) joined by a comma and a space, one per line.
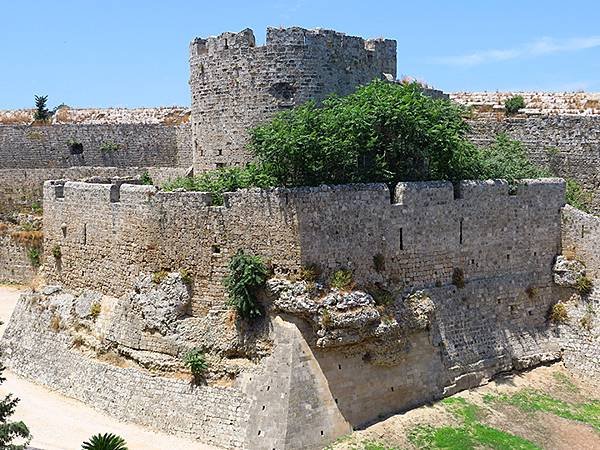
408, 397, 540, 450
485, 389, 600, 431
552, 371, 580, 393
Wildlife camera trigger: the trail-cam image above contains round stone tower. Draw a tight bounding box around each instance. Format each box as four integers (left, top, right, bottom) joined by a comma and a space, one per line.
189, 27, 397, 171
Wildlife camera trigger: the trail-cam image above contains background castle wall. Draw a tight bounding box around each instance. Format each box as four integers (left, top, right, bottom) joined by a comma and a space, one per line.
465, 116, 600, 212
0, 123, 192, 169
43, 179, 565, 315
189, 27, 397, 171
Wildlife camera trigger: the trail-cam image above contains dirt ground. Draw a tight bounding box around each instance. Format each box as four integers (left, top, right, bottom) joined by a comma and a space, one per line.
330, 364, 600, 450
0, 285, 217, 450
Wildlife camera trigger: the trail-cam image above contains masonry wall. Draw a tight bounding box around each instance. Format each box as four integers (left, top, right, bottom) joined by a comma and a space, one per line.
43, 178, 565, 314
0, 234, 35, 284
465, 116, 600, 212
189, 27, 397, 170
557, 205, 600, 377
0, 123, 192, 169
0, 166, 188, 215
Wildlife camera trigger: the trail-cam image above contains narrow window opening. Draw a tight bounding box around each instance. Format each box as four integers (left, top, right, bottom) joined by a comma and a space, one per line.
390, 386, 394, 392
581, 225, 585, 238
262, 405, 265, 410
459, 219, 464, 245
400, 227, 404, 250
320, 431, 324, 436
83, 224, 87, 245
338, 364, 342, 370
257, 430, 261, 436
506, 254, 510, 261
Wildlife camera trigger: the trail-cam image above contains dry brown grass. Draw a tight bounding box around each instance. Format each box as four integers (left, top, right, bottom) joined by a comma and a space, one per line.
10, 230, 43, 246
162, 110, 191, 125
0, 110, 34, 125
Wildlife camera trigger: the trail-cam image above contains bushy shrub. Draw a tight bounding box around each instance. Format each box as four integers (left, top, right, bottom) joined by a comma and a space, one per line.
474, 133, 548, 181
505, 95, 526, 115
0, 363, 30, 449
81, 433, 128, 450
162, 164, 277, 206
224, 250, 269, 320
183, 348, 209, 378
330, 269, 353, 290
565, 179, 593, 213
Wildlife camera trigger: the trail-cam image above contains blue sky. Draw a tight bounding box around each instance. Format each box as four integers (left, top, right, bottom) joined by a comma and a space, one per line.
2, 0, 599, 108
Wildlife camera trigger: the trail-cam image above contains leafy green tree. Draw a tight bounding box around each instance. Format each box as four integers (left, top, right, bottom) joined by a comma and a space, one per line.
33, 95, 50, 122
163, 80, 586, 212
81, 433, 128, 450
249, 80, 476, 186
0, 362, 31, 450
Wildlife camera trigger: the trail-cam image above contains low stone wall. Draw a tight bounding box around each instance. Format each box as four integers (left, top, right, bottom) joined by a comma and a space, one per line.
0, 234, 35, 284
0, 166, 188, 215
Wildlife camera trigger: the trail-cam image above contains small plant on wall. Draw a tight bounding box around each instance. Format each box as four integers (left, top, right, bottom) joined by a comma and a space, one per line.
224, 250, 269, 321
27, 247, 41, 268
504, 95, 526, 115
183, 348, 209, 381
100, 141, 121, 152
52, 244, 62, 259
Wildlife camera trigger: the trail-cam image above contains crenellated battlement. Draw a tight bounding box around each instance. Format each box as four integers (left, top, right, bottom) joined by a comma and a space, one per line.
43, 177, 565, 315
190, 27, 396, 61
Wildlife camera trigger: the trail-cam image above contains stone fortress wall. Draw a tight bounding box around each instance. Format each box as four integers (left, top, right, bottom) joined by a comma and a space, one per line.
3, 177, 573, 449
452, 92, 600, 213
42, 178, 564, 314
189, 27, 397, 170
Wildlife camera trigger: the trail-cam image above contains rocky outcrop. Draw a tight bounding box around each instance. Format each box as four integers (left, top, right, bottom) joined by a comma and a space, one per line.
267, 279, 434, 351
553, 255, 586, 288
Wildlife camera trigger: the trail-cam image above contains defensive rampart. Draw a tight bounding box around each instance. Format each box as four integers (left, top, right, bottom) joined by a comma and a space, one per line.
43, 178, 565, 314
2, 178, 575, 449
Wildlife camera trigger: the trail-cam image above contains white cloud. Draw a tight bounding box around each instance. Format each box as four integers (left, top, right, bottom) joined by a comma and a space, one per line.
436, 36, 600, 66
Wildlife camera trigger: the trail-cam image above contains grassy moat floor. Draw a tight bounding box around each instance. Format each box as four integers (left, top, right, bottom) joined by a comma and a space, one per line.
328, 364, 600, 450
